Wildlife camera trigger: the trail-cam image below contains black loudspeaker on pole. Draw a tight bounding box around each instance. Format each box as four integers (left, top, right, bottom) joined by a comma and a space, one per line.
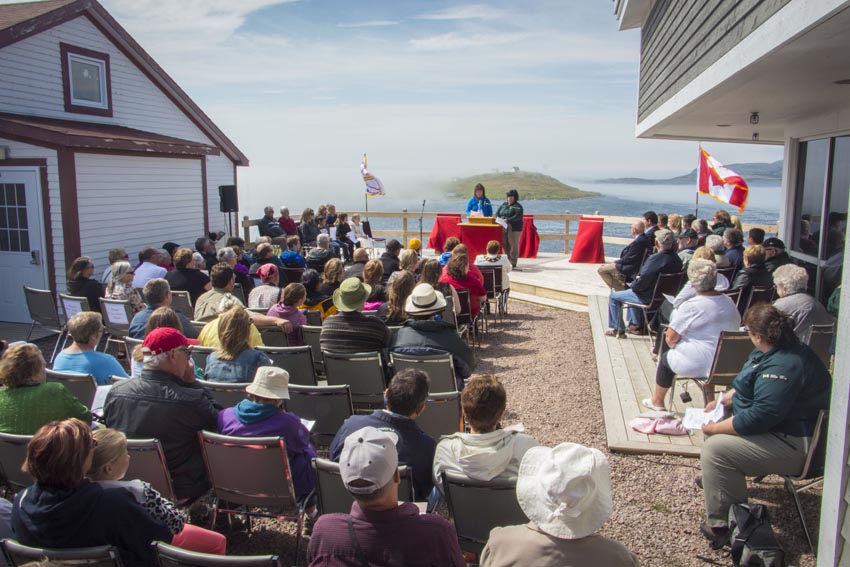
218, 185, 238, 213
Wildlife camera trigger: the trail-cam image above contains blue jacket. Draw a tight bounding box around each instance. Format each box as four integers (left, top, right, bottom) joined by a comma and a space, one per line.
629, 249, 682, 304
128, 304, 199, 339
725, 245, 745, 270
465, 196, 493, 217
280, 250, 306, 268
615, 233, 652, 280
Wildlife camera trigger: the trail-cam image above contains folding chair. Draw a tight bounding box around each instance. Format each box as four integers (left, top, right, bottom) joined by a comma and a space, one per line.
282, 268, 305, 285
125, 438, 176, 501
189, 346, 215, 372
671, 330, 752, 404
362, 220, 386, 258
257, 346, 317, 386
58, 293, 90, 333
322, 351, 386, 412
442, 293, 457, 328
100, 298, 134, 355
440, 471, 528, 555
720, 288, 743, 312
806, 323, 834, 369
170, 290, 194, 319
196, 379, 249, 409
416, 391, 463, 440
189, 320, 207, 334
152, 541, 280, 567
258, 327, 290, 348
454, 288, 477, 347
0, 539, 121, 567
45, 369, 97, 409
622, 271, 684, 342
0, 432, 33, 495
124, 336, 143, 363
740, 285, 776, 316
232, 283, 247, 306
390, 352, 457, 392
286, 384, 353, 449
311, 458, 415, 515
716, 265, 736, 284
23, 286, 65, 363
198, 432, 307, 558
303, 310, 322, 327
477, 265, 499, 326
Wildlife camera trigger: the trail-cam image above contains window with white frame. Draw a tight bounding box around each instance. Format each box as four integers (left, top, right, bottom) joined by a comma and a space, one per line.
60, 43, 112, 116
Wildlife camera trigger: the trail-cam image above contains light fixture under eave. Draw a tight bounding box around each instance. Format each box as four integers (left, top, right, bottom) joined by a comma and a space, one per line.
752, 133, 760, 141
834, 78, 850, 85
749, 112, 760, 125
716, 124, 732, 127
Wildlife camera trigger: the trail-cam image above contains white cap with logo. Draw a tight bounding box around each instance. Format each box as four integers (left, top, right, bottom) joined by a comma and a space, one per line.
339, 426, 399, 494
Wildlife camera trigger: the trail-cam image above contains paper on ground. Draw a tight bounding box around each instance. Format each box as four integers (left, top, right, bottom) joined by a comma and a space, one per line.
301, 418, 315, 431
682, 402, 725, 430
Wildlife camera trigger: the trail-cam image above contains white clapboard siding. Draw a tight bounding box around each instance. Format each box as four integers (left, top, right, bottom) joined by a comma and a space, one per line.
205, 154, 236, 235
75, 153, 205, 272
0, 16, 211, 145
0, 137, 63, 292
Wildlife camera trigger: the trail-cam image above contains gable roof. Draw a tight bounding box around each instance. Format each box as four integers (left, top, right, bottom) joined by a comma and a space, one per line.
0, 0, 248, 166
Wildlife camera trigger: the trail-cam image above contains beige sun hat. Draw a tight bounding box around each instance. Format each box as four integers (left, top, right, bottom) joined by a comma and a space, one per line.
405, 283, 447, 316
332, 277, 372, 312
245, 366, 290, 400
516, 443, 613, 540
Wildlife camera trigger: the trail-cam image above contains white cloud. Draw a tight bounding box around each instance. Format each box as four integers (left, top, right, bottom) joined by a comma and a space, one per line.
337, 20, 400, 28
409, 31, 527, 51
413, 4, 513, 21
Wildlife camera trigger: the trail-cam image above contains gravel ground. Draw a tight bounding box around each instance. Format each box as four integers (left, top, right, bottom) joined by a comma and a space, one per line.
30, 301, 821, 566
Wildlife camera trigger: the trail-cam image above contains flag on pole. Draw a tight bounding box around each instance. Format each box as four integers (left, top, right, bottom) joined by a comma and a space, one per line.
697, 146, 749, 212
361, 154, 385, 196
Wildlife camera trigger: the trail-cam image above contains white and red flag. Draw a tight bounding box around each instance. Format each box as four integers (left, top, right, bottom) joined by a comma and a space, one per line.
697, 146, 749, 212
361, 154, 385, 197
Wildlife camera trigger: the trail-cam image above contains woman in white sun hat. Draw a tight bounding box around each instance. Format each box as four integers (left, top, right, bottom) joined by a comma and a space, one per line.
479, 443, 638, 567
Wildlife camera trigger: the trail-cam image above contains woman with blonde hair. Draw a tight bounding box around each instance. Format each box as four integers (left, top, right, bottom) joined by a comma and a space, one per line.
131, 306, 186, 377
668, 213, 683, 234
203, 306, 271, 383
362, 259, 387, 310
387, 249, 420, 286
105, 261, 145, 313
319, 258, 345, 295
379, 271, 415, 325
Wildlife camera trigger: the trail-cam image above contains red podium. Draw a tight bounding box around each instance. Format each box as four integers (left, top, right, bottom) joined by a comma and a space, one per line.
459, 222, 503, 260
569, 216, 605, 263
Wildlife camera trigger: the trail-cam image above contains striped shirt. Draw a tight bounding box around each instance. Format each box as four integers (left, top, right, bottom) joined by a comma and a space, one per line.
320, 311, 390, 354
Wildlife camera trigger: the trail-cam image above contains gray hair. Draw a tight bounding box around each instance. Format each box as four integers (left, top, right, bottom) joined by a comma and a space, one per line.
705, 234, 725, 253
255, 236, 272, 245
655, 229, 675, 250
317, 233, 330, 246
280, 206, 289, 215
687, 259, 717, 292
108, 247, 127, 264
143, 278, 170, 306
192, 252, 205, 268
111, 261, 132, 281
158, 248, 170, 262
773, 264, 808, 295
143, 351, 170, 369
216, 247, 236, 263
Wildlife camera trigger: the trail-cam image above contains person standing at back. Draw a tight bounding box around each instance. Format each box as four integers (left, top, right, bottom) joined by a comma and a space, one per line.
496, 190, 524, 268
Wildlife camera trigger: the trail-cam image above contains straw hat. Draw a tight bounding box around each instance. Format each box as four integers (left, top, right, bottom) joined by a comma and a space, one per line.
516, 443, 613, 540
405, 284, 447, 316
333, 278, 372, 312
245, 366, 290, 400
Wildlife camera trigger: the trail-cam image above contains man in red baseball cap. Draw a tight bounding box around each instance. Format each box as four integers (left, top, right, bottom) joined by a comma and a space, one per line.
105, 327, 219, 501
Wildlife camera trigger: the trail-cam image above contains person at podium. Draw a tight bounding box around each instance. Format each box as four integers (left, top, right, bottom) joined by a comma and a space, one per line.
465, 183, 493, 217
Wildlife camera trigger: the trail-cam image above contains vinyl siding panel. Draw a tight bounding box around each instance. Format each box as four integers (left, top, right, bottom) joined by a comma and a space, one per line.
205, 154, 236, 235
0, 15, 212, 145
637, 0, 792, 122
75, 153, 204, 273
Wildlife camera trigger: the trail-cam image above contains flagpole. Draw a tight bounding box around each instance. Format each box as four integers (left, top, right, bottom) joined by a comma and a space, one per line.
695, 144, 701, 219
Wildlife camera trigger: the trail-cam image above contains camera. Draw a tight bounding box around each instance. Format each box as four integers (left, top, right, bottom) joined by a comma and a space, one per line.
680, 391, 692, 404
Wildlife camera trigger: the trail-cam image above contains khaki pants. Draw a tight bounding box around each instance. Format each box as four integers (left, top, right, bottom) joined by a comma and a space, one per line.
701, 431, 809, 528
503, 228, 521, 267
597, 263, 628, 291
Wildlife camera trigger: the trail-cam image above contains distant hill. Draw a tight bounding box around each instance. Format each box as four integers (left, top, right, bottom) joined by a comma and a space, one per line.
441, 171, 598, 200
598, 160, 783, 185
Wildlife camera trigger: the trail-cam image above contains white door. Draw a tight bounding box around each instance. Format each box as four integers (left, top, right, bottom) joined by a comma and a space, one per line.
0, 168, 47, 323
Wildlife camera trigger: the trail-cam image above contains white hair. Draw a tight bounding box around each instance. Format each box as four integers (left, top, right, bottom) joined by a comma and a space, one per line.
317, 233, 330, 246
143, 351, 170, 369
773, 264, 808, 294
687, 259, 717, 292
192, 252, 205, 267
217, 247, 236, 263
280, 206, 289, 215
705, 234, 725, 253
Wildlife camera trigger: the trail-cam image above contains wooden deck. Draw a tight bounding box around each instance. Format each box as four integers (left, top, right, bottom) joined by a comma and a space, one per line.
587, 295, 705, 457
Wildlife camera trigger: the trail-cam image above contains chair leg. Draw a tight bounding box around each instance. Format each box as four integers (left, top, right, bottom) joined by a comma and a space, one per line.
25, 321, 35, 342
785, 476, 817, 555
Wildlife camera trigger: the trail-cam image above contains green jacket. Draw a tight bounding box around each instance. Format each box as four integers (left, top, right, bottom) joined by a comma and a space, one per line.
496, 201, 524, 231
0, 382, 91, 435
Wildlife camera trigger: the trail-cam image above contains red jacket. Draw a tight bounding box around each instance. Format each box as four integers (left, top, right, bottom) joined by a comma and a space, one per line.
278, 216, 298, 235
440, 267, 486, 318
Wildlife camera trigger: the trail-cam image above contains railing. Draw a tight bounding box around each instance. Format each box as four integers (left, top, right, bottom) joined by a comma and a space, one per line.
243, 212, 779, 254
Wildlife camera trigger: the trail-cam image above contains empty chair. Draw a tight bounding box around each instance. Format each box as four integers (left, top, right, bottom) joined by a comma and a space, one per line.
304, 309, 323, 327
0, 432, 33, 493
301, 325, 325, 375
100, 298, 135, 353
807, 324, 834, 369
190, 346, 215, 372
58, 293, 91, 319
169, 290, 194, 319
416, 391, 463, 440
45, 369, 97, 409
323, 351, 386, 412
152, 541, 280, 567
257, 346, 317, 386
311, 458, 415, 515
0, 539, 121, 567
196, 380, 249, 409
23, 286, 65, 363
125, 438, 176, 501
390, 352, 457, 392
286, 384, 353, 449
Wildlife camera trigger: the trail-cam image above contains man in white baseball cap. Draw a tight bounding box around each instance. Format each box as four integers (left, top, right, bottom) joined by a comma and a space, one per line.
307, 426, 465, 566
479, 443, 638, 566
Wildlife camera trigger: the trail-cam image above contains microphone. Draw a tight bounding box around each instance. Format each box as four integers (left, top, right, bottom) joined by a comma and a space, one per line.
422, 200, 426, 208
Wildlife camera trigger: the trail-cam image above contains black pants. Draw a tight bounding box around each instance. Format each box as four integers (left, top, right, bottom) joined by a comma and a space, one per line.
655, 350, 676, 388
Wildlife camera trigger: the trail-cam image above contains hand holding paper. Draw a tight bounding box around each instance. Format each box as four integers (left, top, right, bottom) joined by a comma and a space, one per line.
682, 400, 725, 430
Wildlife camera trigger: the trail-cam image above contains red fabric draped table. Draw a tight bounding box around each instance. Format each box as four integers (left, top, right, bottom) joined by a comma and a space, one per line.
518, 215, 540, 259
569, 216, 605, 263
427, 214, 462, 252
459, 223, 504, 260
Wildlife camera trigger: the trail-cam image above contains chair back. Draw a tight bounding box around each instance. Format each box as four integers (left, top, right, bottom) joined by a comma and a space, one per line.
390, 352, 457, 392
232, 283, 247, 306
199, 431, 297, 509
301, 325, 325, 374
304, 310, 323, 327
125, 438, 176, 501
45, 369, 97, 408
646, 272, 684, 311
1, 539, 121, 567
442, 293, 457, 328
189, 346, 215, 371
196, 380, 249, 409
189, 320, 207, 333
100, 298, 134, 339
478, 266, 498, 300
312, 458, 415, 515
720, 288, 742, 310
170, 291, 194, 319
323, 351, 386, 411
124, 335, 143, 359
742, 285, 776, 315
705, 330, 753, 388
257, 346, 317, 386
286, 385, 353, 448
152, 541, 280, 567
23, 286, 62, 329
791, 410, 829, 480
416, 391, 463, 440
58, 293, 90, 318
0, 433, 33, 493
716, 265, 736, 283
109, 374, 128, 385
282, 268, 305, 285
441, 471, 528, 554
455, 288, 471, 328
258, 327, 290, 348
807, 324, 834, 368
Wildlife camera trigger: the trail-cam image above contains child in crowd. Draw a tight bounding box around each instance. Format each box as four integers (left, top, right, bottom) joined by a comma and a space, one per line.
267, 283, 308, 346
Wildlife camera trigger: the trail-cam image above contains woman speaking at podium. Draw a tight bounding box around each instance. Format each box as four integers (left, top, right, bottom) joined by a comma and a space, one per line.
465, 183, 493, 217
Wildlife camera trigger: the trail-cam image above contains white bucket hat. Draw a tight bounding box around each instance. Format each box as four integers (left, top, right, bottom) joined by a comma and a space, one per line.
516, 443, 613, 540
404, 283, 447, 316
245, 366, 290, 400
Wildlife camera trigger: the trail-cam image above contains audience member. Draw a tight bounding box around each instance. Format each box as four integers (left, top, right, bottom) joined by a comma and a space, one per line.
259, 206, 287, 244
195, 237, 217, 271
439, 237, 461, 266
248, 264, 281, 309
723, 228, 745, 270
710, 209, 734, 235
0, 344, 90, 434
325, 203, 338, 226
642, 210, 659, 244
344, 247, 370, 280
731, 245, 773, 309
66, 256, 102, 312
420, 258, 460, 315
379, 271, 415, 326
763, 237, 791, 273
387, 249, 420, 286
441, 253, 487, 319
277, 206, 298, 235
204, 307, 272, 383
320, 278, 391, 354
104, 261, 145, 313
335, 212, 356, 262
280, 235, 306, 268
747, 227, 765, 246
677, 228, 699, 269
306, 234, 334, 273
380, 239, 403, 283
197, 295, 263, 349
157, 248, 175, 272
218, 246, 254, 295
310, 426, 465, 566
597, 221, 650, 291
319, 258, 345, 295
301, 268, 337, 319
249, 242, 284, 276
475, 239, 512, 292
218, 367, 318, 501
705, 234, 731, 268
657, 213, 669, 230
105, 328, 219, 501
129, 278, 198, 339
130, 306, 187, 378
133, 246, 168, 288
669, 246, 730, 309
351, 214, 371, 250
299, 208, 320, 246
267, 283, 308, 346
694, 218, 710, 247
479, 443, 638, 567
53, 311, 128, 385
772, 264, 835, 342
668, 213, 682, 234
12, 419, 173, 566
682, 214, 696, 231
361, 260, 387, 309
102, 247, 129, 285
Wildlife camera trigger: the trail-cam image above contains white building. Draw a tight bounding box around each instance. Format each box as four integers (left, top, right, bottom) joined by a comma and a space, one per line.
614, 1, 849, 564
0, 0, 248, 323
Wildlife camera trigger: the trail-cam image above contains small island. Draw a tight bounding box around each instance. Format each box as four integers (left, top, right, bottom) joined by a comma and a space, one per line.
440, 171, 598, 200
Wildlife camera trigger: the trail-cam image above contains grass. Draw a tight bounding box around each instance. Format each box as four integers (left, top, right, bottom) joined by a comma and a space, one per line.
440, 171, 598, 200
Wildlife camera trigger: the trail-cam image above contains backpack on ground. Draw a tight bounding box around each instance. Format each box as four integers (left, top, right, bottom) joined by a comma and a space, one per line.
727, 503, 786, 567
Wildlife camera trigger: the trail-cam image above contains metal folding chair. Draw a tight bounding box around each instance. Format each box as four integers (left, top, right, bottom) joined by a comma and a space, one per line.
0, 432, 33, 495
286, 384, 353, 449
323, 351, 386, 412
170, 290, 194, 319
1, 539, 121, 567
257, 345, 317, 386
23, 286, 65, 363
152, 541, 280, 567
416, 391, 463, 440
100, 297, 134, 355
390, 352, 458, 392
45, 368, 97, 408
196, 379, 249, 408
126, 438, 177, 501
311, 458, 415, 515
